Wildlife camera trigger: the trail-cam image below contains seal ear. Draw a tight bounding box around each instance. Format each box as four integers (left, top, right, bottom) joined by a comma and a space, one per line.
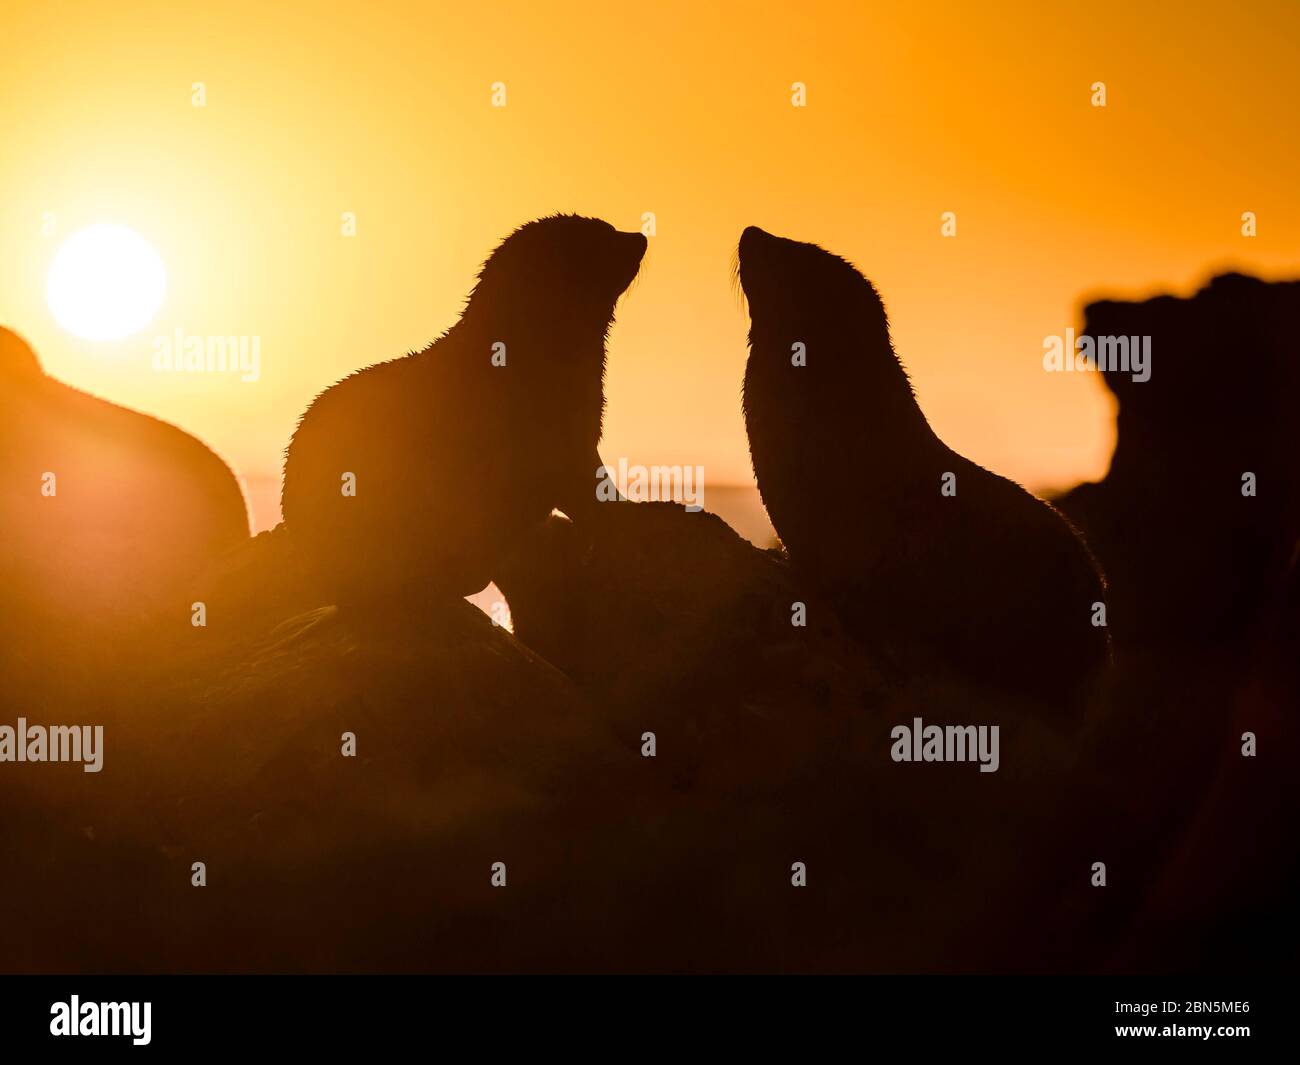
0, 326, 43, 380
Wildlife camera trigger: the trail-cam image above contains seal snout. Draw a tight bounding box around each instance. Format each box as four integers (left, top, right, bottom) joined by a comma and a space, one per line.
737, 226, 782, 297
619, 230, 649, 258
620, 228, 648, 267
613, 229, 648, 290
739, 225, 775, 254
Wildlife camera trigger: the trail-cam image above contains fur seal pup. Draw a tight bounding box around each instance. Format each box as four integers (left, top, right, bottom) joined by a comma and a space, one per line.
0, 326, 249, 639
281, 215, 646, 604
736, 226, 1109, 706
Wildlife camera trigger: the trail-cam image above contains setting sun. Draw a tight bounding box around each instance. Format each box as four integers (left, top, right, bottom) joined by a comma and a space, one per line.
46, 223, 166, 342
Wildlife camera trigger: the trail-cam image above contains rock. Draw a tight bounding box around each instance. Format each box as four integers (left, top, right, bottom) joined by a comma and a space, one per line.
1056, 274, 1300, 651
0, 327, 248, 685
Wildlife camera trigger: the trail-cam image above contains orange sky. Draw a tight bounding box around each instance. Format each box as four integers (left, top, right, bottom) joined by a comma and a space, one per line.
2, 0, 1297, 532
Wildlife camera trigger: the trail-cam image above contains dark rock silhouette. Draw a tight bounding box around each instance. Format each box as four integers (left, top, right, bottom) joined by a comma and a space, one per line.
0, 326, 248, 677
498, 503, 814, 699
281, 215, 646, 606
2, 499, 1113, 973
736, 227, 1110, 709
1050, 275, 1300, 969
1113, 557, 1300, 971
474, 500, 1126, 972
1056, 273, 1300, 651
0, 594, 620, 971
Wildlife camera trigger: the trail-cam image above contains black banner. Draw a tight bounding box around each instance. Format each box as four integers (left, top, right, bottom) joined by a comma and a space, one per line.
0, 977, 1275, 1053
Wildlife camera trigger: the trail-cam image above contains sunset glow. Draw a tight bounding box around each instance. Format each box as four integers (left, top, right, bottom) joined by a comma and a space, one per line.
2, 0, 1297, 531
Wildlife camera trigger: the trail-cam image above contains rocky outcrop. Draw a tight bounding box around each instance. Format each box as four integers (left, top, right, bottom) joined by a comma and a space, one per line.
0, 328, 249, 684
1056, 274, 1300, 651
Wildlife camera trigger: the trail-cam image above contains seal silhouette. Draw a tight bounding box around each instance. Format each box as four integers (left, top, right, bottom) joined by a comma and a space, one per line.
737, 226, 1109, 706
0, 326, 249, 637
281, 215, 646, 605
